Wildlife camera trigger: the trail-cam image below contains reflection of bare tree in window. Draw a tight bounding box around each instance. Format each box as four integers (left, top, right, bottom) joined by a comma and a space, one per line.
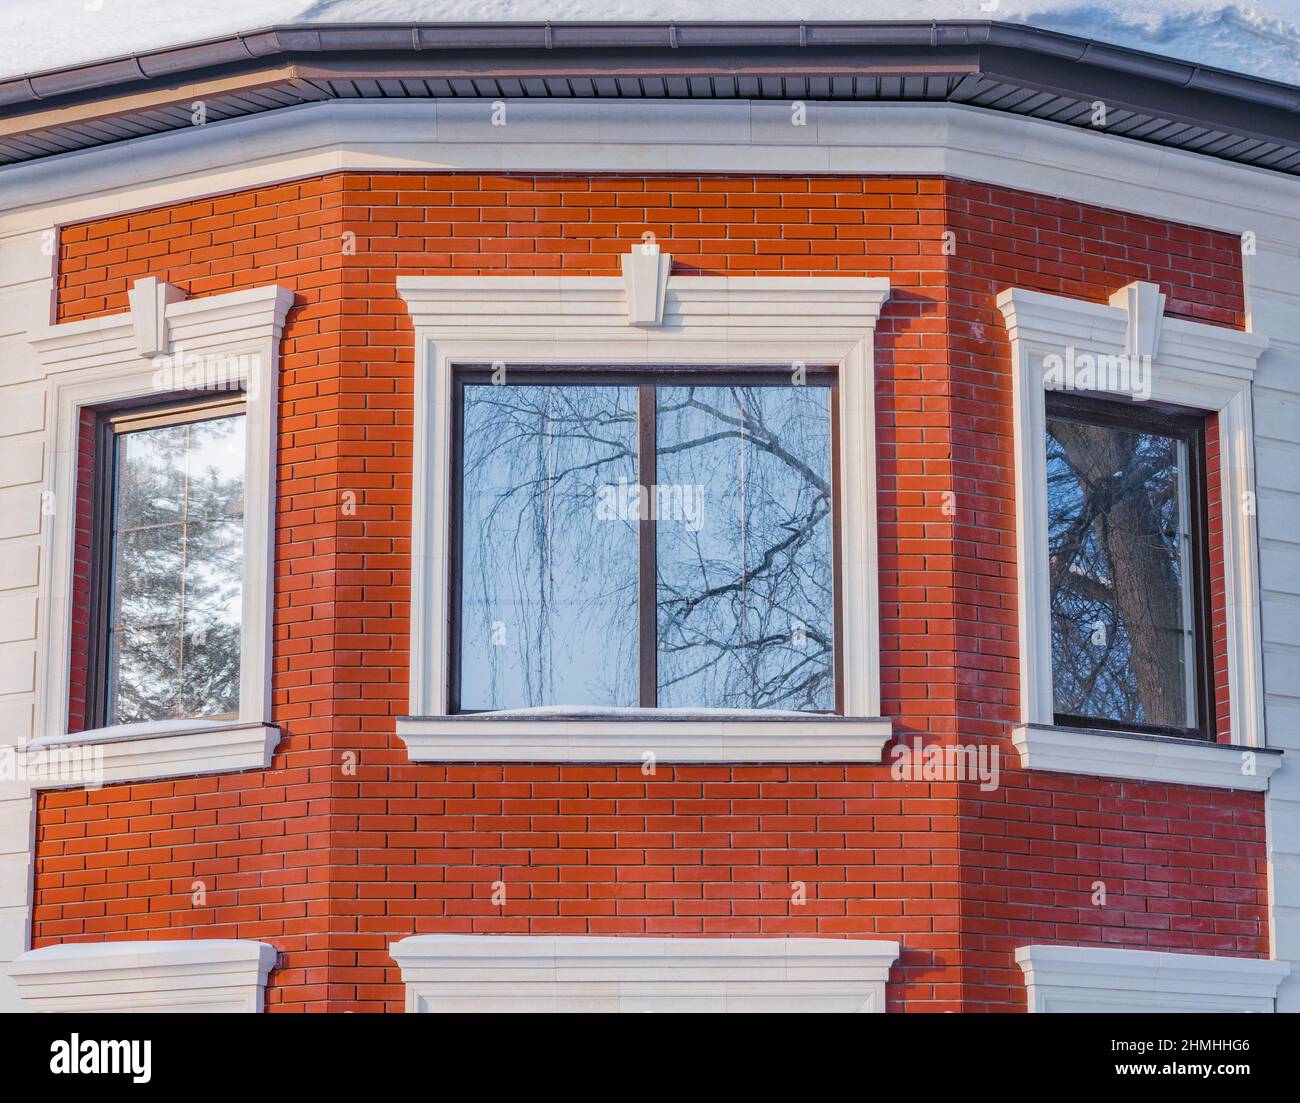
109, 415, 244, 725
461, 385, 639, 709
657, 386, 833, 711
1046, 415, 1188, 728
459, 381, 834, 712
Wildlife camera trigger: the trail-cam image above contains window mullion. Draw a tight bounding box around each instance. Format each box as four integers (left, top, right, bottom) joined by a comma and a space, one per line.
637, 384, 657, 708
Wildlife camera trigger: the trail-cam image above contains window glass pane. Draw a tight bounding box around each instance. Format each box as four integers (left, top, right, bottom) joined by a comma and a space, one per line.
113, 523, 183, 631
108, 412, 244, 725
459, 384, 639, 709
655, 385, 835, 711
180, 517, 244, 717
109, 623, 180, 723
1046, 413, 1191, 729
115, 422, 187, 529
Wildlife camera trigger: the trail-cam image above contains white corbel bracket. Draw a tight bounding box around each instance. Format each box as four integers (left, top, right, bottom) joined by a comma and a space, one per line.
127, 276, 186, 357
621, 243, 672, 326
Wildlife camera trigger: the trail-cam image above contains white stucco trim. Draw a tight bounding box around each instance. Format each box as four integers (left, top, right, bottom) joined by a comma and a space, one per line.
390, 935, 900, 1013
997, 282, 1271, 758
2, 101, 1299, 248
24, 281, 294, 783
8, 939, 277, 1012
1016, 945, 1290, 1013
397, 268, 890, 761
1012, 723, 1282, 791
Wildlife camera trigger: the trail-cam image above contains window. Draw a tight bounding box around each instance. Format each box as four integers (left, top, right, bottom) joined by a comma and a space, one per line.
396, 267, 891, 761
1044, 392, 1212, 739
27, 278, 287, 785
87, 395, 247, 729
452, 367, 839, 713
1000, 281, 1271, 788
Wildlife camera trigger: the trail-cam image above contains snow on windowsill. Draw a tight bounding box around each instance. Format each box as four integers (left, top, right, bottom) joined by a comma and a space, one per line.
395, 707, 893, 762
412, 706, 863, 722
27, 715, 274, 751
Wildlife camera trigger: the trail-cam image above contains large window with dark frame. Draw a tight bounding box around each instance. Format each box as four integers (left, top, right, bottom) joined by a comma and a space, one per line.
1044, 391, 1214, 740
452, 366, 840, 714
86, 394, 247, 729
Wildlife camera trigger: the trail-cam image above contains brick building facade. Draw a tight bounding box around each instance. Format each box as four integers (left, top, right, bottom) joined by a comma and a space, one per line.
1, 22, 1297, 1015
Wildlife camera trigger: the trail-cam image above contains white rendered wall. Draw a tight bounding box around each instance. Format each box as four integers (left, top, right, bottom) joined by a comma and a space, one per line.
1246, 242, 1300, 1012
0, 225, 52, 1010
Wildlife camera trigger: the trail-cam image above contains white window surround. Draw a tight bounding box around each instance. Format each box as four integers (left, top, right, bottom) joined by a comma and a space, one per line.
395, 256, 893, 763
8, 939, 277, 1012
390, 934, 900, 1013
23, 279, 295, 785
997, 280, 1273, 789
1016, 945, 1290, 1013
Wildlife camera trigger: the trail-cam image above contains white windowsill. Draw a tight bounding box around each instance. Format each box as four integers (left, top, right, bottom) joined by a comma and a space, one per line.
9, 939, 278, 1013
395, 708, 892, 763
1013, 722, 1282, 791
1017, 945, 1291, 1013
390, 934, 901, 1012
23, 718, 280, 787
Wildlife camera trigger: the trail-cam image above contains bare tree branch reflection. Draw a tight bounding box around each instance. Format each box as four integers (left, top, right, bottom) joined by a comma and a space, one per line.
460, 381, 834, 711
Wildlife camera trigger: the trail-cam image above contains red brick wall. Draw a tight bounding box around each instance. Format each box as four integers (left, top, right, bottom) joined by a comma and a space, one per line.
35, 173, 1262, 1014
47, 178, 350, 1008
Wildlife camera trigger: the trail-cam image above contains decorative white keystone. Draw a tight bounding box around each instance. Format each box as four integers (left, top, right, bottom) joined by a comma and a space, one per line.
1108, 280, 1166, 361
621, 242, 672, 325
127, 276, 186, 358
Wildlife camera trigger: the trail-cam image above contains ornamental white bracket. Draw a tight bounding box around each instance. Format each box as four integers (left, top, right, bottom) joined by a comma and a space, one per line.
1017, 945, 1290, 1013
1108, 280, 1165, 361
621, 242, 672, 325
8, 939, 277, 1012
126, 276, 186, 358
390, 935, 900, 1013
397, 269, 891, 761
997, 283, 1270, 749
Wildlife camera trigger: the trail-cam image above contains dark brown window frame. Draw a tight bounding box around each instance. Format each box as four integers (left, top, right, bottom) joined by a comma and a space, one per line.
84, 391, 247, 730
448, 363, 843, 715
1044, 390, 1216, 742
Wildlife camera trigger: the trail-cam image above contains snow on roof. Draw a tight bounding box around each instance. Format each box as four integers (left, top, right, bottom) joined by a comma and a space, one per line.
4, 0, 1300, 85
